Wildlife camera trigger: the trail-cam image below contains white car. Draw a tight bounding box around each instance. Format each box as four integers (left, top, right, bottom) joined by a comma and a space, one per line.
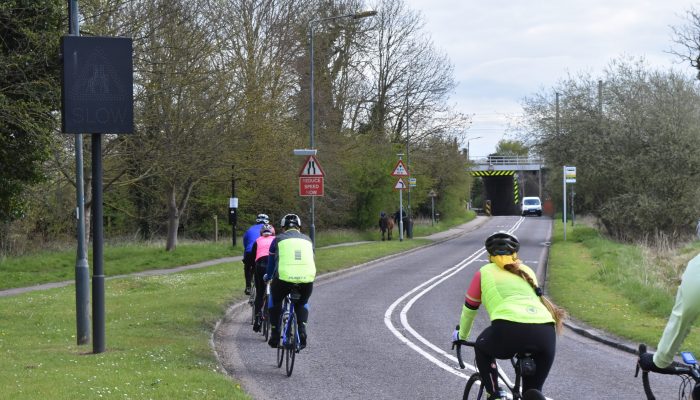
521, 196, 542, 217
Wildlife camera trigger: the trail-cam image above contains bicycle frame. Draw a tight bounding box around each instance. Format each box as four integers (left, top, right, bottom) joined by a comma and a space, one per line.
453, 339, 531, 399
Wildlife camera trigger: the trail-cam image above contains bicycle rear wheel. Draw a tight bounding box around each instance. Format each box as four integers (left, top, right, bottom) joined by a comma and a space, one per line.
276, 310, 288, 368
285, 315, 297, 377
249, 284, 256, 325
463, 373, 486, 400
262, 306, 270, 340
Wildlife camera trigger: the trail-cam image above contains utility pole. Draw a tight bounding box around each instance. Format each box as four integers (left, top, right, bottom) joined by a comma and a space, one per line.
69, 0, 90, 346
231, 165, 237, 247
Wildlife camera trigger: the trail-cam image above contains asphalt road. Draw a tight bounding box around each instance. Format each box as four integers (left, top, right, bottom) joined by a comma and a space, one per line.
215, 216, 682, 399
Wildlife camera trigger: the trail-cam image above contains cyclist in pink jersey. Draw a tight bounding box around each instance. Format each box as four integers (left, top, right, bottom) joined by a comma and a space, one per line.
250, 223, 275, 332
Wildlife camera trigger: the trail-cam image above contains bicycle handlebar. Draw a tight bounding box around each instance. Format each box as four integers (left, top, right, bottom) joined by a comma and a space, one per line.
636, 344, 656, 400
451, 335, 476, 370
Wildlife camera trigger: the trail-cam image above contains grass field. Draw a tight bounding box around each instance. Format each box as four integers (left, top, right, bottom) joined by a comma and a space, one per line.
0, 216, 464, 400
547, 219, 700, 354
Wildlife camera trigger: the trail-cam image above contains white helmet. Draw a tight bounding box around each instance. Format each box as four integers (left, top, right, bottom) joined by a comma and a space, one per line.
280, 213, 301, 229
256, 213, 269, 224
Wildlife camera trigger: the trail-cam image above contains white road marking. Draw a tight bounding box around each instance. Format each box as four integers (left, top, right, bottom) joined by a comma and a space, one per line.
384, 217, 553, 399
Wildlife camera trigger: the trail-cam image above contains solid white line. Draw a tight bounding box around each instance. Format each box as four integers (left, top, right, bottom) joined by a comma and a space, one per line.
384, 218, 557, 399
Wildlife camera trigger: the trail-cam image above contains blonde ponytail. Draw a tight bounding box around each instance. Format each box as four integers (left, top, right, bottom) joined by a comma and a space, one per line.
503, 262, 568, 334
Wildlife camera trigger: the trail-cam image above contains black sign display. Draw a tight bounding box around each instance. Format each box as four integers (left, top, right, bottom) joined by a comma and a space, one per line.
61, 36, 134, 134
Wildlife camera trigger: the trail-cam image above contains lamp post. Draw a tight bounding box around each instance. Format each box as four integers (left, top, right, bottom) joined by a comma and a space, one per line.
466, 136, 482, 162
308, 10, 376, 248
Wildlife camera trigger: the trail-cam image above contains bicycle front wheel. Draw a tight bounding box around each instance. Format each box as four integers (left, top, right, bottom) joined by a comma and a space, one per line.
463, 373, 486, 400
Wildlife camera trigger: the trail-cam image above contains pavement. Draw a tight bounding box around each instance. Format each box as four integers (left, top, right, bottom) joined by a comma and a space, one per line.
0, 215, 642, 355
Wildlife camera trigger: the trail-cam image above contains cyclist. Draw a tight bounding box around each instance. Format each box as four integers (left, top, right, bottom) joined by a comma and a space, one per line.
250, 223, 275, 332
264, 214, 315, 350
638, 251, 700, 398
242, 213, 269, 295
452, 231, 567, 400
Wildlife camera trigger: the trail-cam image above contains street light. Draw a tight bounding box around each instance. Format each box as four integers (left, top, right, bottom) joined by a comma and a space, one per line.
308, 10, 376, 248
466, 136, 482, 162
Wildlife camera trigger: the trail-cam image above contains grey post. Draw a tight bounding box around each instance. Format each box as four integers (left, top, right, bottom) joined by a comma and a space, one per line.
308, 10, 376, 249
69, 0, 90, 346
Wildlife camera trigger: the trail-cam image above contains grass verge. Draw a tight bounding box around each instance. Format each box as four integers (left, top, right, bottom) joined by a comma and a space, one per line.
0, 237, 435, 399
547, 220, 700, 354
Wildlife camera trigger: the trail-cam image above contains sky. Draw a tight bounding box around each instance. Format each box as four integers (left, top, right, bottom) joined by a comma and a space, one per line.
403, 0, 699, 158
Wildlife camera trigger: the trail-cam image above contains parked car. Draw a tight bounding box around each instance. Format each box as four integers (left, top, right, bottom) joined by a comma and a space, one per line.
521, 196, 542, 217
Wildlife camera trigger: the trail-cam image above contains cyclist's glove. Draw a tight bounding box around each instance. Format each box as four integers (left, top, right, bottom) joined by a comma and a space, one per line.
452, 328, 460, 342
639, 352, 669, 373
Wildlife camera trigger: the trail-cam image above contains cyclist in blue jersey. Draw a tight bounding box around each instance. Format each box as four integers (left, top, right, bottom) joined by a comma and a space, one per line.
638, 251, 700, 400
264, 214, 316, 350
242, 213, 268, 295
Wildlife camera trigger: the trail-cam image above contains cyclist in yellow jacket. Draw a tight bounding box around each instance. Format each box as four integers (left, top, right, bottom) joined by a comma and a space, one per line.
264, 214, 316, 350
453, 231, 567, 400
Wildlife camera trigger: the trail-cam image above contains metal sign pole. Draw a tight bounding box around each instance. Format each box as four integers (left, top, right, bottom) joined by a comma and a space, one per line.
563, 166, 567, 241
69, 0, 90, 346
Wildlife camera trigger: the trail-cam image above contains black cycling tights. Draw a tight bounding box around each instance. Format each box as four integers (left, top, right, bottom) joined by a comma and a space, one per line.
474, 320, 556, 395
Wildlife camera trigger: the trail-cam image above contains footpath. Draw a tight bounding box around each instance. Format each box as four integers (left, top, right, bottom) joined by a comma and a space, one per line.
0, 215, 639, 354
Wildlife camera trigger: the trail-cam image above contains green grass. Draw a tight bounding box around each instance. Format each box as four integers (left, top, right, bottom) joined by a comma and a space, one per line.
0, 242, 239, 290
548, 220, 700, 354
0, 235, 436, 399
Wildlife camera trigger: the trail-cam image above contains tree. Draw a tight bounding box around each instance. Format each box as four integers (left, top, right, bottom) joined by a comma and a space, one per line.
492, 139, 529, 157
521, 57, 700, 240
0, 1, 64, 224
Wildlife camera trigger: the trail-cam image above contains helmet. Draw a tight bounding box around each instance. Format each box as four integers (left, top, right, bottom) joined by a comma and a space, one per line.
484, 231, 520, 256
260, 223, 275, 236
280, 213, 302, 229
256, 213, 269, 224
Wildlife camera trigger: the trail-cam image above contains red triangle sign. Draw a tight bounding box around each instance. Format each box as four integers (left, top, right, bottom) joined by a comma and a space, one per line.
391, 160, 409, 176
299, 155, 325, 177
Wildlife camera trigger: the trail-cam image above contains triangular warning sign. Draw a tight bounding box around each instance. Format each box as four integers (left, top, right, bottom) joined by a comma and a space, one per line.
394, 178, 407, 190
391, 160, 409, 176
299, 155, 325, 177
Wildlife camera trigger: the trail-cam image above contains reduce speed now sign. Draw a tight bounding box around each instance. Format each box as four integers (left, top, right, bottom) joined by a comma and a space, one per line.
298, 155, 325, 196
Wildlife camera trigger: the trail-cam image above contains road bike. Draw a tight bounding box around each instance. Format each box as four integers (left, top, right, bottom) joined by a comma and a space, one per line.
247, 281, 256, 325
452, 338, 545, 400
275, 288, 301, 377
260, 282, 271, 341
636, 343, 700, 399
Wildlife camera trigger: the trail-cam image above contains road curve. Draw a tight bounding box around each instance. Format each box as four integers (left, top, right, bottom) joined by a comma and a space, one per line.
215, 216, 680, 399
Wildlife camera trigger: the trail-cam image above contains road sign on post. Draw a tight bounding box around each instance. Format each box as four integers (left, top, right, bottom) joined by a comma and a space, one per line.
299, 155, 325, 197
391, 159, 409, 177
300, 177, 324, 196
394, 178, 407, 190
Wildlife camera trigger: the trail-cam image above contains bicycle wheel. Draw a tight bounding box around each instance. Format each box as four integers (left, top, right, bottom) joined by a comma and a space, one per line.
262, 306, 270, 340
285, 314, 297, 377
249, 284, 256, 325
463, 373, 486, 400
276, 310, 288, 368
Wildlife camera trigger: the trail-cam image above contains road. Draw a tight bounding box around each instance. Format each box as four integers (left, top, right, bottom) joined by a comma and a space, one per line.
215, 216, 681, 399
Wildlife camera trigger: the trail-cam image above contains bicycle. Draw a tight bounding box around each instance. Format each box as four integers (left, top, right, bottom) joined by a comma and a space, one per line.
635, 343, 700, 399
260, 282, 271, 341
247, 281, 256, 325
452, 336, 545, 400
274, 288, 301, 377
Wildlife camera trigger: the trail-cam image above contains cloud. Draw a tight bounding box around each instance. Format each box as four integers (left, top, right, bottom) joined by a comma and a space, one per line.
404, 0, 697, 154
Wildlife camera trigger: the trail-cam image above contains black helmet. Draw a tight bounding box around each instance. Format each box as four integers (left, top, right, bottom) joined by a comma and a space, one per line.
280, 213, 301, 229
256, 213, 270, 224
485, 231, 520, 256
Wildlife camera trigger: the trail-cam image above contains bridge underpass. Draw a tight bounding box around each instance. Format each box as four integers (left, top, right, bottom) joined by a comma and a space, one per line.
469, 156, 544, 216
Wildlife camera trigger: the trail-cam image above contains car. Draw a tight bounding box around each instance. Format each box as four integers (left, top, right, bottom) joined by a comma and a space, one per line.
521, 196, 542, 217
